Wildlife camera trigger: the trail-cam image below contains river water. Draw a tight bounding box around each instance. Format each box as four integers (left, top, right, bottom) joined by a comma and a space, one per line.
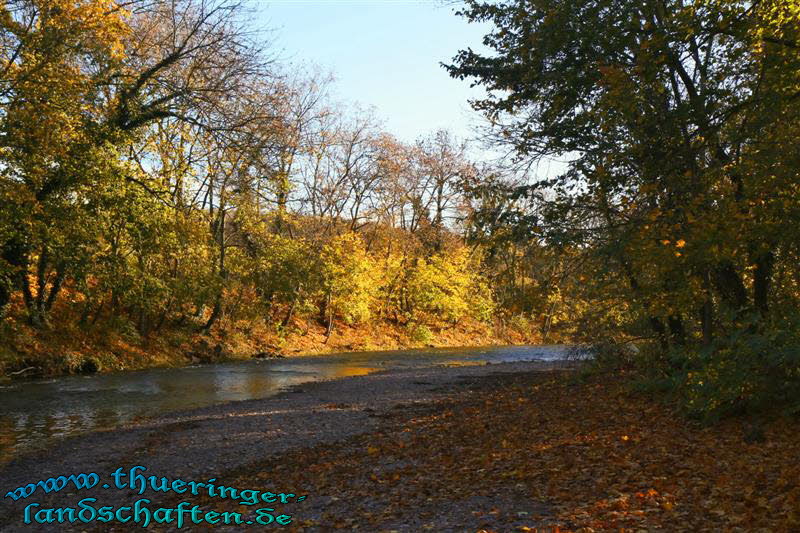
0, 344, 574, 463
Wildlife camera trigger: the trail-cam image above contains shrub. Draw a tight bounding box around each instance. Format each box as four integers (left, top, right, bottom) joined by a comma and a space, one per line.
509, 314, 531, 334
408, 323, 434, 344
678, 326, 800, 420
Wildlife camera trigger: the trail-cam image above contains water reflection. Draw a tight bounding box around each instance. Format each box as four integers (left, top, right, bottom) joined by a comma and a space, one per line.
0, 345, 571, 463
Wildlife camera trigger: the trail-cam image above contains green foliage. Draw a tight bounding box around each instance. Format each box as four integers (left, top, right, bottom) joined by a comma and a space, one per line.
243, 230, 315, 312
448, 0, 800, 417
408, 323, 434, 344
677, 324, 800, 420
508, 314, 531, 335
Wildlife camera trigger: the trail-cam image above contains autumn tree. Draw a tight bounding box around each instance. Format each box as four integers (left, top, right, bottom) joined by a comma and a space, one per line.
0, 0, 270, 325
413, 130, 473, 251
448, 0, 800, 414
0, 0, 131, 324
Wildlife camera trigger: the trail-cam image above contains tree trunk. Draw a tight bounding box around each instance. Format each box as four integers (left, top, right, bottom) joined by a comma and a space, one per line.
713, 261, 749, 313
137, 307, 149, 337
90, 300, 105, 326
620, 258, 669, 350
667, 314, 686, 346
323, 293, 333, 343
282, 295, 298, 328
20, 269, 38, 326
699, 298, 714, 347
201, 209, 227, 334
0, 230, 28, 318
154, 297, 174, 333
45, 267, 65, 313
752, 249, 774, 317
0, 281, 10, 319
201, 296, 222, 333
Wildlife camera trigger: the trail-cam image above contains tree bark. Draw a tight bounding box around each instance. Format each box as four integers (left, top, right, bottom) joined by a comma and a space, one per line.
752, 249, 774, 316
713, 261, 749, 312
667, 314, 686, 346
201, 297, 222, 333
699, 298, 714, 347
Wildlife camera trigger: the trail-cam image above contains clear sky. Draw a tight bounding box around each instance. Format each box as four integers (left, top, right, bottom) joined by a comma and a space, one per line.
250, 0, 492, 144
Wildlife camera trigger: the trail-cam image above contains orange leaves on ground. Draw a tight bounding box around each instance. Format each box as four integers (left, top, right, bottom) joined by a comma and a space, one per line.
221, 371, 800, 531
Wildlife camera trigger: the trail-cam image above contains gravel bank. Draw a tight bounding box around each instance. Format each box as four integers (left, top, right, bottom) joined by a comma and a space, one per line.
0, 360, 568, 531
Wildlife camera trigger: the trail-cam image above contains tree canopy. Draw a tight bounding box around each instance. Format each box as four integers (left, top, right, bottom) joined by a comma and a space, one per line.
447, 0, 800, 416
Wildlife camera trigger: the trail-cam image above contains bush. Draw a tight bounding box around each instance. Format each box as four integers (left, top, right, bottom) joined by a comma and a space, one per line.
591, 315, 800, 422
60, 353, 102, 374
509, 314, 531, 334
408, 323, 434, 344
678, 327, 800, 420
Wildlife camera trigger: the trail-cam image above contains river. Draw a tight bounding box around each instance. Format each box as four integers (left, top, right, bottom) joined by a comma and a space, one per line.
0, 344, 574, 463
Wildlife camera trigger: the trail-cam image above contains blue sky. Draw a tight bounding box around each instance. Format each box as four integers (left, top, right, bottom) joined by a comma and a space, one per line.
251, 1, 492, 143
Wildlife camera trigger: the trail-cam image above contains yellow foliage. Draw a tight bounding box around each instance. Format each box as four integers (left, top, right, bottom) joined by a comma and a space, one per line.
320, 233, 379, 325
